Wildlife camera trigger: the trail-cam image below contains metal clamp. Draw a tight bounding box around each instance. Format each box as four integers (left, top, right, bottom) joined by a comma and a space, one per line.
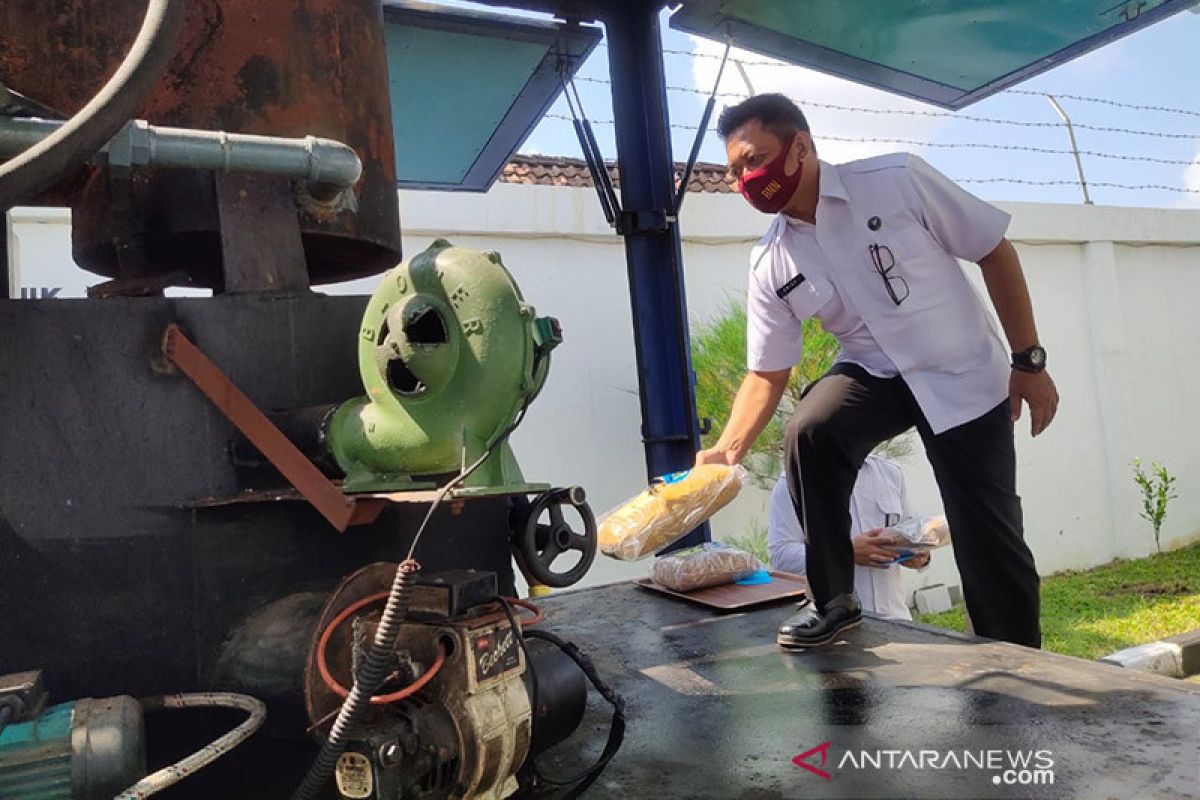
615, 208, 673, 236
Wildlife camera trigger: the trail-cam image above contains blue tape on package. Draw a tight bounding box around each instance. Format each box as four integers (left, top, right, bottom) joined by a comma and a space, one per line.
735, 569, 773, 586
659, 469, 691, 485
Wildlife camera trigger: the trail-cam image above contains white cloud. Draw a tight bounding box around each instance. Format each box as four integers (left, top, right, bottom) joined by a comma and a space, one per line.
1178, 149, 1200, 209
1042, 37, 1135, 82
688, 36, 950, 164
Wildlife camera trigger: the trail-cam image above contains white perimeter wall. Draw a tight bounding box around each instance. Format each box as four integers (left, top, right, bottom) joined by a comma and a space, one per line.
9, 185, 1200, 599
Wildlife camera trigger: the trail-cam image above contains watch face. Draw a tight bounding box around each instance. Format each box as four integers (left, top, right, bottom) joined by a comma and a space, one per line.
1030, 347, 1046, 367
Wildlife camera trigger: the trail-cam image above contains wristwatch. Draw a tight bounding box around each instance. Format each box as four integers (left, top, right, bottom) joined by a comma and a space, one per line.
1011, 344, 1047, 373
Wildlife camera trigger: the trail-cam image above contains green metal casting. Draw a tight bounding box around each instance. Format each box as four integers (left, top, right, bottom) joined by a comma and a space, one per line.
327, 239, 559, 493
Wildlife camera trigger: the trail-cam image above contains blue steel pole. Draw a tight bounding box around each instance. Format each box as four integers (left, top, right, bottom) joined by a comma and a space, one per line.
602, 0, 709, 546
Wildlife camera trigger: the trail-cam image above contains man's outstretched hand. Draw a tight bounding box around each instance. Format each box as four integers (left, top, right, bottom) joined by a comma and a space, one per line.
694, 447, 739, 467
1009, 369, 1059, 437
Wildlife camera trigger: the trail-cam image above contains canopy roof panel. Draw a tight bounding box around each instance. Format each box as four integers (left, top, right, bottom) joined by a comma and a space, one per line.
670, 0, 1193, 108
383, 1, 600, 190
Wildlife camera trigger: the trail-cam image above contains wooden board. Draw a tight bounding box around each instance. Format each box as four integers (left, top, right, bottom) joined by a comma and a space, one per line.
634, 571, 808, 611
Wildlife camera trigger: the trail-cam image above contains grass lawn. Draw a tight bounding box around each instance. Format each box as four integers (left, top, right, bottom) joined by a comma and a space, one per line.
914, 541, 1200, 660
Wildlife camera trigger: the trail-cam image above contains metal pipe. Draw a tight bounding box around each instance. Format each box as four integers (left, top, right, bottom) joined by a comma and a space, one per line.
1046, 95, 1093, 205
674, 39, 731, 214
0, 118, 362, 196
734, 60, 756, 97
0, 0, 184, 208
1, 210, 12, 300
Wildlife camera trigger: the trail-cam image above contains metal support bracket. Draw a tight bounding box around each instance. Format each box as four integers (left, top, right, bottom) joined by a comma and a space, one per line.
641, 433, 693, 445
615, 208, 672, 236
160, 323, 385, 531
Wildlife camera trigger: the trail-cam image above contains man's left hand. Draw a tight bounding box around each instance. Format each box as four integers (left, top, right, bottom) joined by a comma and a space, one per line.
1009, 369, 1058, 437
853, 528, 905, 568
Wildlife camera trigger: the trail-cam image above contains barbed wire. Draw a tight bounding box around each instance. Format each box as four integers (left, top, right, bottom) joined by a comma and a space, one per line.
568, 76, 1198, 139
545, 114, 1194, 164
1002, 89, 1200, 118
763, 98, 1196, 138
562, 42, 1200, 198
539, 115, 1200, 194
818, 136, 1196, 166
590, 44, 1200, 118
958, 178, 1200, 193
546, 110, 1197, 145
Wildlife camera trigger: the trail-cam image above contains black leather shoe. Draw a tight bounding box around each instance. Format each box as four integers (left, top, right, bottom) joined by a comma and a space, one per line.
777, 593, 862, 649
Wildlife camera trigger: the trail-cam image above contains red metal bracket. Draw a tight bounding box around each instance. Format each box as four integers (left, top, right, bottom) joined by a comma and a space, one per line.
162, 323, 384, 531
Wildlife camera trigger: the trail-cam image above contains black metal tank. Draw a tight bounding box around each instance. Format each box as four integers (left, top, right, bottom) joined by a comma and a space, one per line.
0, 0, 401, 288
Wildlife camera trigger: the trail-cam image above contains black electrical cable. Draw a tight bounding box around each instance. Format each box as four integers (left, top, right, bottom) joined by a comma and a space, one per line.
524, 628, 625, 797
292, 559, 422, 800
501, 599, 626, 798
0, 0, 185, 208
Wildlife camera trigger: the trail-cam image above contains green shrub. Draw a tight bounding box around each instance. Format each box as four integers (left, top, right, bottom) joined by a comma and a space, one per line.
1132, 458, 1178, 554
691, 299, 910, 489
718, 522, 771, 565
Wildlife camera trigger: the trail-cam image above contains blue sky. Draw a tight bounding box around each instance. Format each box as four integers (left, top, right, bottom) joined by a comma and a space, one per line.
510, 4, 1200, 209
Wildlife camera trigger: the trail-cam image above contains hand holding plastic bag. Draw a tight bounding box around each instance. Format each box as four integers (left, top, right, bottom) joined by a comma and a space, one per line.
598, 465, 747, 561
887, 515, 951, 548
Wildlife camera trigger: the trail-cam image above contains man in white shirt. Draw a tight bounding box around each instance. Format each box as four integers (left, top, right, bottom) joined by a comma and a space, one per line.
768, 455, 928, 621
695, 94, 1057, 650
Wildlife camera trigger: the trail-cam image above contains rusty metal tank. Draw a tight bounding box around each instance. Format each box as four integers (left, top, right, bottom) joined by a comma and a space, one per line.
0, 0, 401, 287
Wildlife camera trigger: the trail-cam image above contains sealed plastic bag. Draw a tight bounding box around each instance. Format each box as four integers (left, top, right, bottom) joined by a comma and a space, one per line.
598, 465, 746, 561
651, 541, 763, 592
888, 515, 950, 549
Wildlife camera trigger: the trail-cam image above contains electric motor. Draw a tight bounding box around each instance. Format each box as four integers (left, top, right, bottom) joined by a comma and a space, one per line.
306, 569, 586, 799
0, 673, 145, 800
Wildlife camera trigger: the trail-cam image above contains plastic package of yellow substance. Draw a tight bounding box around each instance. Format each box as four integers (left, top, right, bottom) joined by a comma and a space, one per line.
650, 542, 763, 592
597, 464, 747, 561
889, 515, 951, 548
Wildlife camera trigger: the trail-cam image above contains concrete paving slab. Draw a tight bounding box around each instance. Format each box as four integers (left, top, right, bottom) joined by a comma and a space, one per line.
536, 582, 1200, 799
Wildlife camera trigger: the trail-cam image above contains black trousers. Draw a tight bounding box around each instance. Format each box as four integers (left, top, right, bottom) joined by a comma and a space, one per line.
784, 362, 1041, 648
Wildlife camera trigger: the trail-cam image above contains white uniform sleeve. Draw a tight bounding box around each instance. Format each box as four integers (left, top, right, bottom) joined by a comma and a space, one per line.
746, 263, 803, 372
906, 154, 1010, 263
766, 474, 808, 574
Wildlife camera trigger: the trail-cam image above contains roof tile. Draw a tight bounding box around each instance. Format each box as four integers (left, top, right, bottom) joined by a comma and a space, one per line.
501, 154, 735, 194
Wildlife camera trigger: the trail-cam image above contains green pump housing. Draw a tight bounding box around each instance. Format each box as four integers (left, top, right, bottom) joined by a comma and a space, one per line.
326, 239, 561, 493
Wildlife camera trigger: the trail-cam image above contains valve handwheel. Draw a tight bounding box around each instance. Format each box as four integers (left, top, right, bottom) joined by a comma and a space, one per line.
514, 487, 597, 588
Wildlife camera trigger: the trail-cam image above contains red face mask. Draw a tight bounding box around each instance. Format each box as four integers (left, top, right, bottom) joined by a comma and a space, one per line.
737, 133, 802, 214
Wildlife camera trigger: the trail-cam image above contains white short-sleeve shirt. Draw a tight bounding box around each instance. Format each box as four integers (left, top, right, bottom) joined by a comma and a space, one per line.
746, 153, 1011, 434
766, 455, 914, 620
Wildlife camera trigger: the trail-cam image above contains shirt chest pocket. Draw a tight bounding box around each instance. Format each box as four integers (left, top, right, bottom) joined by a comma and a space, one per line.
778, 271, 834, 322
871, 210, 935, 261
866, 211, 955, 313
870, 487, 906, 529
